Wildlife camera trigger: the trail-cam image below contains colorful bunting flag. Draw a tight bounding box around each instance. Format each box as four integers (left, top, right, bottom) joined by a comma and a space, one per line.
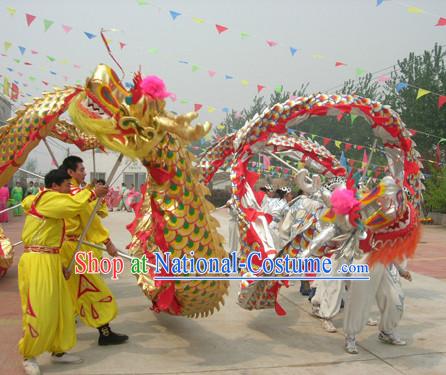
376, 0, 384, 6
31, 50, 38, 54
148, 48, 158, 54
241, 80, 249, 86
169, 10, 181, 20
275, 85, 283, 94
18, 46, 26, 56
119, 42, 126, 49
4, 41, 12, 52
224, 75, 233, 80
340, 151, 348, 170
192, 17, 205, 24
356, 68, 366, 76
62, 25, 72, 33
194, 103, 202, 111
222, 107, 230, 113
257, 85, 265, 93
207, 106, 215, 113
323, 138, 331, 146
215, 24, 228, 34
3, 77, 9, 96
290, 47, 297, 56
395, 82, 408, 93
435, 17, 446, 26
208, 70, 216, 77
335, 140, 342, 149
43, 19, 54, 32
6, 6, 16, 16
335, 61, 346, 67
407, 6, 423, 14
25, 14, 36, 27
266, 40, 278, 47
191, 64, 199, 72
362, 150, 368, 168
240, 32, 249, 39
47, 56, 56, 62
438, 96, 446, 109
84, 32, 96, 39
416, 88, 430, 100
350, 114, 358, 123
10, 83, 19, 101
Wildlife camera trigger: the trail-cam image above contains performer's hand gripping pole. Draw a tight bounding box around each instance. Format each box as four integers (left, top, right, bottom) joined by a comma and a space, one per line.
64, 153, 124, 279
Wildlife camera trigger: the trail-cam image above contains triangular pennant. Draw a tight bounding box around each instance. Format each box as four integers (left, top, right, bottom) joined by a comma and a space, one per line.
241, 79, 249, 86
13, 58, 20, 63
42, 81, 48, 86
18, 46, 26, 55
47, 56, 56, 62
119, 42, 126, 50
225, 75, 233, 80
62, 24, 72, 33
137, 0, 148, 4
407, 6, 423, 14
266, 40, 278, 47
215, 24, 228, 34
335, 61, 346, 67
208, 70, 216, 77
29, 76, 36, 81
362, 149, 368, 168
312, 54, 324, 59
323, 138, 331, 146
337, 112, 344, 122
376, 0, 384, 6
275, 85, 283, 94
257, 84, 265, 93
84, 32, 97, 39
4, 41, 12, 52
25, 14, 36, 27
179, 99, 188, 104
435, 17, 446, 26
192, 17, 205, 24
169, 10, 181, 20
345, 143, 352, 152
377, 75, 390, 82
395, 82, 408, 93
208, 106, 215, 113
6, 6, 16, 15
240, 32, 249, 39
334, 140, 342, 149
148, 48, 158, 54
73, 64, 81, 69
43, 19, 54, 32
289, 47, 297, 56
194, 103, 202, 111
350, 113, 358, 123
438, 96, 446, 109
222, 107, 229, 113
416, 88, 430, 100
356, 68, 366, 76
191, 64, 199, 72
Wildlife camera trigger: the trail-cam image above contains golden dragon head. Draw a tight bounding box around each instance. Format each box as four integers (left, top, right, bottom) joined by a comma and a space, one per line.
68, 64, 211, 159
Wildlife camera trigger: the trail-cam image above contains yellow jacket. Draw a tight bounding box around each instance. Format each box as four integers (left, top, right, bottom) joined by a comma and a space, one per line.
22, 189, 95, 248
65, 179, 110, 244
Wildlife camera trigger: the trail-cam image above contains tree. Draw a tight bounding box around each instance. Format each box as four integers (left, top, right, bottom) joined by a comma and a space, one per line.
384, 43, 446, 159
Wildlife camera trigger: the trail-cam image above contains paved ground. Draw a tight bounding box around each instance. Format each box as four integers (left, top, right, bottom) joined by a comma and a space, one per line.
1, 210, 446, 374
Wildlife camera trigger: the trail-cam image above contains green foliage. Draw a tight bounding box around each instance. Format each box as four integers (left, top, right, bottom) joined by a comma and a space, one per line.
424, 166, 446, 213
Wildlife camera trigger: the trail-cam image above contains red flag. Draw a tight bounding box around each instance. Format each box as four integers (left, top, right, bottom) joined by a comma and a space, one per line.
362, 150, 368, 168
435, 17, 446, 26
215, 24, 228, 34
438, 95, 446, 109
257, 84, 265, 93
323, 138, 331, 146
208, 70, 216, 77
344, 143, 352, 152
356, 145, 364, 151
194, 103, 202, 111
348, 159, 355, 167
10, 83, 19, 101
119, 42, 126, 50
266, 40, 278, 47
25, 13, 36, 26
335, 61, 346, 67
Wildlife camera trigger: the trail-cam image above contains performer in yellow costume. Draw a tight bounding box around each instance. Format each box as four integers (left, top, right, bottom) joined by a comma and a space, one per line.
60, 156, 128, 346
19, 169, 108, 375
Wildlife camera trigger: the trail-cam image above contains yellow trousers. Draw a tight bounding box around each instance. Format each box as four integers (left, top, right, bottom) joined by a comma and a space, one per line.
18, 252, 76, 359
61, 241, 118, 328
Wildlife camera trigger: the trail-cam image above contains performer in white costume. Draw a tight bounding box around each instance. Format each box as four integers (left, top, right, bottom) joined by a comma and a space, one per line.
266, 187, 291, 249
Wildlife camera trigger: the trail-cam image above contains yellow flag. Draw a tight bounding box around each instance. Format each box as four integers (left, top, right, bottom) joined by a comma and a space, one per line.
217, 123, 225, 130
207, 106, 215, 113
334, 140, 342, 149
3, 77, 10, 96
192, 17, 205, 24
241, 80, 249, 86
407, 6, 423, 14
416, 88, 430, 100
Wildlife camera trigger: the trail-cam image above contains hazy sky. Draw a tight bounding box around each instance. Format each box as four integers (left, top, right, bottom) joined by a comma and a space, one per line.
1, 0, 445, 172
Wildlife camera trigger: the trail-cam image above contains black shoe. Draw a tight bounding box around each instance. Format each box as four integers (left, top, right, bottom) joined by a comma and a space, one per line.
98, 324, 129, 346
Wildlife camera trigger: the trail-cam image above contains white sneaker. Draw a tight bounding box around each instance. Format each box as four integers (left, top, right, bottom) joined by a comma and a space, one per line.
378, 331, 407, 346
51, 353, 83, 364
322, 319, 337, 333
23, 358, 41, 375
367, 318, 378, 326
345, 335, 359, 354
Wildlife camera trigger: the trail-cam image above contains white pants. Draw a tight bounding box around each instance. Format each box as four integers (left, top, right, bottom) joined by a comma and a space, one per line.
344, 255, 404, 337
312, 257, 347, 320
